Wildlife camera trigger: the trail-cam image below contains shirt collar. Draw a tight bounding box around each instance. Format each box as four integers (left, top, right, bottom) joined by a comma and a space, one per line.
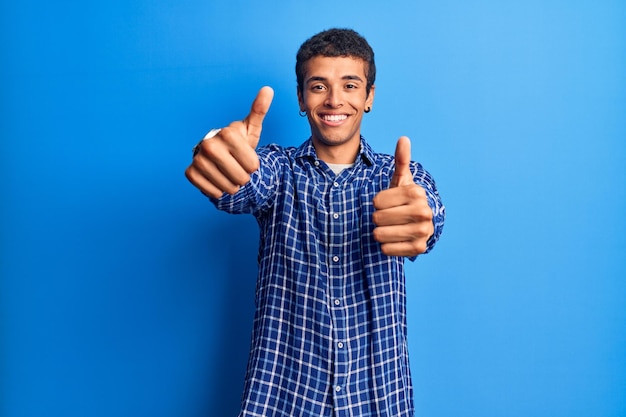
295, 136, 375, 166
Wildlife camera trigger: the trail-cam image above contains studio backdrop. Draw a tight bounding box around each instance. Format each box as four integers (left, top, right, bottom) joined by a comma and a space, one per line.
1, 1, 625, 416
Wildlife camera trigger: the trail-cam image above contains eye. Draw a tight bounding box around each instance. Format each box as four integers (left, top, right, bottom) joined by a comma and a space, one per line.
310, 84, 326, 92
345, 83, 359, 90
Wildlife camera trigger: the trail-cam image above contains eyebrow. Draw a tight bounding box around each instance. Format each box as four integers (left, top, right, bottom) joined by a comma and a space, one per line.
306, 75, 364, 84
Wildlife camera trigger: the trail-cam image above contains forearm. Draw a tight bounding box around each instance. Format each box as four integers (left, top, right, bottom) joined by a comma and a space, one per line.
211, 146, 282, 216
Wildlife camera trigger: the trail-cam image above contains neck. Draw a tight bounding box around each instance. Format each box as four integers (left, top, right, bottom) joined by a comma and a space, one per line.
312, 138, 361, 164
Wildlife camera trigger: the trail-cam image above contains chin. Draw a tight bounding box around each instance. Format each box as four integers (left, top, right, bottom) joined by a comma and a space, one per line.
317, 137, 351, 147
315, 131, 358, 146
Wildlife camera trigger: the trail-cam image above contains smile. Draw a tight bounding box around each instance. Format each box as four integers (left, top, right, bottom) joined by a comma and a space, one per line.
321, 114, 348, 122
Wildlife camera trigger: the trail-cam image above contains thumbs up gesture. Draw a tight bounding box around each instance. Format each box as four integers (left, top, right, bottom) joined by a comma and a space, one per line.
372, 136, 435, 256
185, 86, 274, 198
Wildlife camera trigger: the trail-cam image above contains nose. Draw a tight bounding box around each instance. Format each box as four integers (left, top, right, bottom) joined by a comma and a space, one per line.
324, 87, 343, 108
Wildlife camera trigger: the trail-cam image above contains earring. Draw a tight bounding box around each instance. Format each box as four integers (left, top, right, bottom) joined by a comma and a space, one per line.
364, 107, 371, 113
299, 110, 307, 117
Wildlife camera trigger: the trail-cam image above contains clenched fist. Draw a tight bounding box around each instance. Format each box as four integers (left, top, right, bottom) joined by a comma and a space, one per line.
372, 137, 434, 257
185, 86, 274, 198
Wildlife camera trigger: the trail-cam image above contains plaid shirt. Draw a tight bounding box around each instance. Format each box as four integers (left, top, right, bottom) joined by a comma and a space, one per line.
213, 137, 445, 417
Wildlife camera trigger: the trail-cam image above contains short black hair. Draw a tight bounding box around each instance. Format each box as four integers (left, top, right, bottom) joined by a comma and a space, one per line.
296, 28, 376, 97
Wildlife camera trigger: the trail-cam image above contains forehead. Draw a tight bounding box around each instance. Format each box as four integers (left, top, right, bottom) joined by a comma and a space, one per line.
303, 56, 368, 81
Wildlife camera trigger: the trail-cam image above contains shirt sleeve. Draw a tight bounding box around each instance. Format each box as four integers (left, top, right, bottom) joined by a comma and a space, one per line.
210, 145, 285, 216
411, 161, 445, 255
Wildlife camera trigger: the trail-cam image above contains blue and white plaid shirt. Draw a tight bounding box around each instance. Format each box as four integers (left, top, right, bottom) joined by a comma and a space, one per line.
213, 137, 445, 417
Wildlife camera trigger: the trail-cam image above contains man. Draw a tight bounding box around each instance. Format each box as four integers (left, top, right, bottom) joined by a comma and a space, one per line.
186, 28, 445, 417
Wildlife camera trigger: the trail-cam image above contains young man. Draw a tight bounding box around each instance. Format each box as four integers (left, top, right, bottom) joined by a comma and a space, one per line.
186, 29, 445, 417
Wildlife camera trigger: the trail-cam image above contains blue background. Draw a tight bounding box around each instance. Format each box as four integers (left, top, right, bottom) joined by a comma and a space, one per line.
2, 1, 625, 416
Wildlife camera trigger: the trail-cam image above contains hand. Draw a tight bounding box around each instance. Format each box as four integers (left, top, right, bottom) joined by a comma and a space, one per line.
372, 136, 434, 256
185, 86, 274, 198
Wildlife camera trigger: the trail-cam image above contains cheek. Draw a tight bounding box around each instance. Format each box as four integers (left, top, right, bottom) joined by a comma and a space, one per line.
306, 95, 325, 109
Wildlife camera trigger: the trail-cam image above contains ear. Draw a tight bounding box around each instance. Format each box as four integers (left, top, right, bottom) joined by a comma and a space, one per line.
297, 86, 305, 111
366, 84, 375, 109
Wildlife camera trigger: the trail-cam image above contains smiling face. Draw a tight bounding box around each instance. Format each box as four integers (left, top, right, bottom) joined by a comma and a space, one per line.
298, 56, 375, 163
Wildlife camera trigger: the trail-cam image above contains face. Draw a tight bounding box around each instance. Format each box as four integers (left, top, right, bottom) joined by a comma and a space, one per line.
298, 56, 375, 161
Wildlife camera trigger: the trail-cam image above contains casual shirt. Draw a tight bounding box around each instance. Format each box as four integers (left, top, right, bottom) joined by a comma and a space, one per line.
212, 137, 445, 417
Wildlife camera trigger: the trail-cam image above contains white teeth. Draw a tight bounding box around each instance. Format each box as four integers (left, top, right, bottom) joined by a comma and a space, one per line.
323, 114, 347, 122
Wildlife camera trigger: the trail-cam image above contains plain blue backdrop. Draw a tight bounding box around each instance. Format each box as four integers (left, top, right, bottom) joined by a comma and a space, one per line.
1, 1, 625, 416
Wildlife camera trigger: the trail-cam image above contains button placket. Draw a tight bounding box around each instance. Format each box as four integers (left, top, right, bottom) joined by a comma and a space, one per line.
328, 178, 347, 405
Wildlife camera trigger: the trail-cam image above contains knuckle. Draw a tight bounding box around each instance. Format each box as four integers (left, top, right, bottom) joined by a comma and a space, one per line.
372, 194, 381, 209
205, 188, 221, 199
247, 155, 260, 173
407, 239, 426, 255
414, 244, 427, 255
225, 184, 241, 195
236, 173, 251, 186
411, 222, 432, 239
408, 206, 433, 222
184, 165, 194, 181
227, 120, 243, 130
420, 209, 434, 224
406, 184, 425, 199
202, 139, 222, 158
185, 165, 204, 186
407, 211, 421, 223
209, 129, 231, 148
372, 227, 383, 242
222, 123, 244, 142
190, 154, 210, 174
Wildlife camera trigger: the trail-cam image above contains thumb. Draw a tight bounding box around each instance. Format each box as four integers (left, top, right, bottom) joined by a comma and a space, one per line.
244, 86, 274, 148
390, 136, 413, 188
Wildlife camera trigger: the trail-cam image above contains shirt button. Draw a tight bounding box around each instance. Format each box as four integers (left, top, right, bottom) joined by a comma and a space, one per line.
333, 181, 339, 188
332, 256, 339, 262
335, 386, 342, 392
314, 161, 320, 166
332, 213, 339, 219
338, 342, 344, 349
334, 299, 341, 306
